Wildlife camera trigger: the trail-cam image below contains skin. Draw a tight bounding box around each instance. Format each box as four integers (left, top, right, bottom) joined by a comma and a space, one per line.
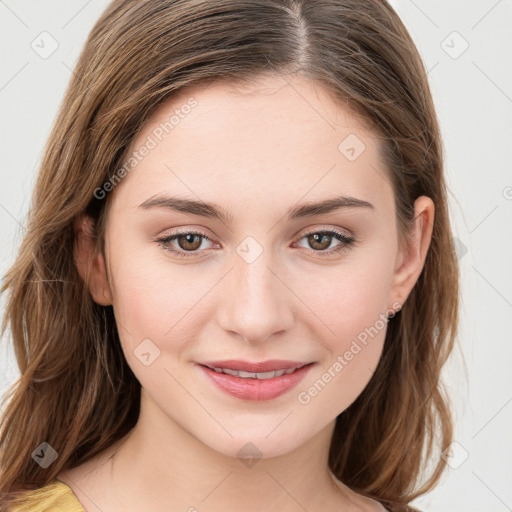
61, 74, 434, 512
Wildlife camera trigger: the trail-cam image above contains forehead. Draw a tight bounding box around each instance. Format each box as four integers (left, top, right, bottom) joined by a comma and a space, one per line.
111, 74, 393, 217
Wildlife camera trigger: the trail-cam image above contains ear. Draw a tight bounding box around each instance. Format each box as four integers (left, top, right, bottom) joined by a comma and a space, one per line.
74, 214, 113, 306
389, 196, 435, 308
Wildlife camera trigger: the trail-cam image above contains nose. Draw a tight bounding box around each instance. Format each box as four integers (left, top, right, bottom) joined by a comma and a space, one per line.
215, 245, 294, 344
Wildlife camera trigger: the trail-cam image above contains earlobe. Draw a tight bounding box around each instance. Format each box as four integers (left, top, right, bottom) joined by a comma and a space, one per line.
389, 196, 435, 306
74, 214, 113, 306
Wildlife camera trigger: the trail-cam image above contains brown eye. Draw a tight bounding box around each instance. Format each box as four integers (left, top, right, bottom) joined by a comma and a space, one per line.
306, 233, 333, 251
175, 233, 202, 251
294, 229, 356, 256
155, 230, 214, 258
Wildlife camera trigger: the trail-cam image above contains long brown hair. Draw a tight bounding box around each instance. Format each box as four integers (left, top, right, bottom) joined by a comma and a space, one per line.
0, 1, 459, 510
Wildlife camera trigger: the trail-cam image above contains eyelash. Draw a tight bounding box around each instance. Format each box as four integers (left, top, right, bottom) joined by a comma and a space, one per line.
155, 228, 356, 259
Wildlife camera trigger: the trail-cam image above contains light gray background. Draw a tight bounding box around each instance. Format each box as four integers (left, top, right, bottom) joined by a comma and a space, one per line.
1, 1, 511, 511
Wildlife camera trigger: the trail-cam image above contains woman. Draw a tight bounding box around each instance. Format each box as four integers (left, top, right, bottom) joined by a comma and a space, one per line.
0, 1, 459, 511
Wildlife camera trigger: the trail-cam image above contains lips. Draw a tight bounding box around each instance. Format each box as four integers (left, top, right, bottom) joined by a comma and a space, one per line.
196, 360, 315, 401
206, 366, 299, 379
199, 359, 310, 373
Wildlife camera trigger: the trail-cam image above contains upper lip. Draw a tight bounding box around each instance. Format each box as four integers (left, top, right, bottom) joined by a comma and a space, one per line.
199, 359, 312, 373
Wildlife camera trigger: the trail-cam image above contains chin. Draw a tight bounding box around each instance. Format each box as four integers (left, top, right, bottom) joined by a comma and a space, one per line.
196, 422, 316, 463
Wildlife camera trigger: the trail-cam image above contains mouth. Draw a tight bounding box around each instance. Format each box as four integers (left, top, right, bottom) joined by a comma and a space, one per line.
196, 360, 315, 401
198, 359, 312, 379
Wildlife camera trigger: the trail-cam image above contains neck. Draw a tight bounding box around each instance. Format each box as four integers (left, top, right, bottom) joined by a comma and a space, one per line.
116, 410, 341, 510
61, 389, 358, 512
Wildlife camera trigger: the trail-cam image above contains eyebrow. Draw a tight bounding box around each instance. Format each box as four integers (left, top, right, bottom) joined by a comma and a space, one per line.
138, 194, 374, 224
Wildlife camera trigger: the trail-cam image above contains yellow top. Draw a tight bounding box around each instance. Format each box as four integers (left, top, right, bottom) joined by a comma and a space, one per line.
7, 478, 414, 512
7, 479, 85, 512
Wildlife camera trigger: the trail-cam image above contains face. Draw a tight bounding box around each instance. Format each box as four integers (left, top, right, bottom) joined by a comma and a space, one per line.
77, 74, 432, 460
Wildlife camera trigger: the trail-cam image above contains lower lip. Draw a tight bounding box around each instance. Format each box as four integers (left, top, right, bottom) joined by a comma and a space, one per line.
197, 364, 314, 401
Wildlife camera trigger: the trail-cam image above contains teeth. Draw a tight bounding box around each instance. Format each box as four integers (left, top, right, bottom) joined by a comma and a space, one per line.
210, 366, 300, 379
219, 368, 238, 376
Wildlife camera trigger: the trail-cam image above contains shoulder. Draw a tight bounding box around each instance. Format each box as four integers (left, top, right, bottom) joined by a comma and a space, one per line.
6, 479, 85, 512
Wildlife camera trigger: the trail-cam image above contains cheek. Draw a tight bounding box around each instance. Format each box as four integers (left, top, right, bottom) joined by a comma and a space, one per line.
293, 252, 394, 412
106, 248, 214, 402
299, 250, 395, 342
107, 243, 216, 358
